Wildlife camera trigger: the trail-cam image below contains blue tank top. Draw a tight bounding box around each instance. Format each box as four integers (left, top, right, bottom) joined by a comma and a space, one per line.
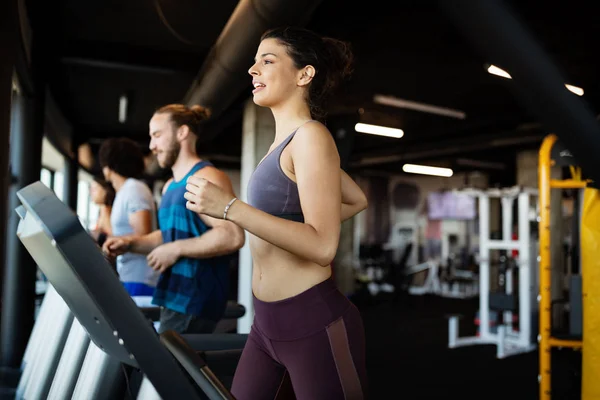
151, 161, 230, 320
247, 127, 306, 222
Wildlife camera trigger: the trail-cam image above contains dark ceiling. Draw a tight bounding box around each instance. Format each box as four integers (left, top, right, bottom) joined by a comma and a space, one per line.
24, 0, 600, 179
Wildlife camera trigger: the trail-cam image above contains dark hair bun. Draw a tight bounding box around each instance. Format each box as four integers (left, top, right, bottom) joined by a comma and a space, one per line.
322, 37, 354, 93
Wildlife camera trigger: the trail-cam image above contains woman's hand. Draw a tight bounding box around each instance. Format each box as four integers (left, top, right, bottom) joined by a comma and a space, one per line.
184, 176, 236, 219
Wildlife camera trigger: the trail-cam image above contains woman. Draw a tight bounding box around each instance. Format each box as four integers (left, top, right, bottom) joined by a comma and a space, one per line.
185, 27, 368, 399
99, 137, 160, 302
90, 177, 115, 247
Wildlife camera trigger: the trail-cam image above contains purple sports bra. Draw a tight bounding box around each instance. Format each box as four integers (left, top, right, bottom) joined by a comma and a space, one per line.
247, 126, 306, 222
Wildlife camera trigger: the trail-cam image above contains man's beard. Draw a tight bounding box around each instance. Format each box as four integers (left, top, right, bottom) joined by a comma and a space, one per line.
160, 140, 181, 169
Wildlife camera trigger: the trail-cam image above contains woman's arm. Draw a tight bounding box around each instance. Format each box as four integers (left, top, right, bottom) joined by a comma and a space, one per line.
185, 124, 341, 267
97, 206, 112, 236
341, 170, 368, 221
129, 209, 153, 236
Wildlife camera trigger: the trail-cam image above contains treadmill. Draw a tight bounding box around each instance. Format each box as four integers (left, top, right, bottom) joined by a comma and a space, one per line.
15, 181, 246, 399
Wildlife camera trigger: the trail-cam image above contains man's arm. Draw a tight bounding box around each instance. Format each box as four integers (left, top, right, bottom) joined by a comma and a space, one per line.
146, 168, 245, 272
178, 167, 245, 257
128, 230, 164, 254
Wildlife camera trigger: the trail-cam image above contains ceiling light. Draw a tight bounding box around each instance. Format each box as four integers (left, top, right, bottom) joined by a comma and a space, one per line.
402, 163, 453, 177
487, 64, 512, 79
373, 94, 466, 120
355, 123, 404, 138
564, 84, 584, 96
119, 95, 128, 123
487, 64, 584, 96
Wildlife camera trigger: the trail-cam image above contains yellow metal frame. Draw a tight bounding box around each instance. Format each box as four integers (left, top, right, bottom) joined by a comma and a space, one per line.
538, 134, 585, 400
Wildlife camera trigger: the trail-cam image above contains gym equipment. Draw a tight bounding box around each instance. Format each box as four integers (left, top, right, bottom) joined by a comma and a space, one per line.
17, 290, 161, 400
17, 288, 246, 399
15, 181, 246, 399
406, 259, 478, 299
47, 318, 90, 399
448, 186, 538, 358
16, 286, 73, 400
488, 253, 518, 312
580, 187, 600, 399
407, 218, 478, 299
538, 134, 586, 400
440, 233, 478, 299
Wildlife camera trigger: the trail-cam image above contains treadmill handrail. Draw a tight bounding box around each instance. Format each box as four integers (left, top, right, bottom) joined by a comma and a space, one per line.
160, 330, 235, 400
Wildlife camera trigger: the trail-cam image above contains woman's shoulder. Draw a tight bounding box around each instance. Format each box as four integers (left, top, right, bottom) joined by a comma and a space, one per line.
125, 178, 154, 198
297, 119, 327, 133
293, 120, 337, 149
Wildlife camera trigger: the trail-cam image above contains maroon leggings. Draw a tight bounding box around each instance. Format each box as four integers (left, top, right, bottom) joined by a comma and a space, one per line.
230, 277, 368, 400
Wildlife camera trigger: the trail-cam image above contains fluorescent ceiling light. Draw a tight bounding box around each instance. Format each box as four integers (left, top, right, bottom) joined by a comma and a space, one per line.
487, 65, 512, 79
565, 84, 584, 96
355, 123, 404, 138
487, 64, 584, 96
402, 163, 453, 177
118, 95, 128, 123
374, 94, 466, 120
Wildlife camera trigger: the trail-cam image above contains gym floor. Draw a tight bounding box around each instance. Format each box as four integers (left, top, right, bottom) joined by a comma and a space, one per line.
356, 293, 582, 399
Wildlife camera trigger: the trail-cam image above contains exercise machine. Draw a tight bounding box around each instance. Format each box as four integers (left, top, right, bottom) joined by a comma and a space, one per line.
538, 134, 587, 400
406, 259, 478, 299
16, 285, 73, 399
408, 208, 478, 299
15, 181, 247, 399
17, 265, 245, 399
447, 186, 538, 358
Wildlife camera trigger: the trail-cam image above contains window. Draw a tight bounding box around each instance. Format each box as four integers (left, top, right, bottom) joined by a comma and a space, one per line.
40, 168, 53, 189
77, 180, 90, 228
53, 171, 64, 201
41, 137, 104, 231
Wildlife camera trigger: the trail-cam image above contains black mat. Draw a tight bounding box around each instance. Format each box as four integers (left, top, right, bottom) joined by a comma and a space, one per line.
355, 294, 581, 399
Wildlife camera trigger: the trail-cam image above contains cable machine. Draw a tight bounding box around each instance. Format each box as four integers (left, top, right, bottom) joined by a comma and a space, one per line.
448, 186, 538, 358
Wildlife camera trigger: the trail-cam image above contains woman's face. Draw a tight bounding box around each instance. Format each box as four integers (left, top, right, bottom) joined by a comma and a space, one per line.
90, 181, 107, 205
248, 38, 303, 108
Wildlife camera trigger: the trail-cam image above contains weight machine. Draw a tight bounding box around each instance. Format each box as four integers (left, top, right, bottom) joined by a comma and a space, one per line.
538, 134, 587, 400
448, 186, 538, 358
406, 260, 478, 299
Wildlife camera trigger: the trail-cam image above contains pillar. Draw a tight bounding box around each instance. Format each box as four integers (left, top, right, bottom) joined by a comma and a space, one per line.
0, 0, 17, 313
237, 100, 274, 333
0, 0, 26, 372
2, 5, 46, 368
63, 138, 79, 210
1, 90, 43, 369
